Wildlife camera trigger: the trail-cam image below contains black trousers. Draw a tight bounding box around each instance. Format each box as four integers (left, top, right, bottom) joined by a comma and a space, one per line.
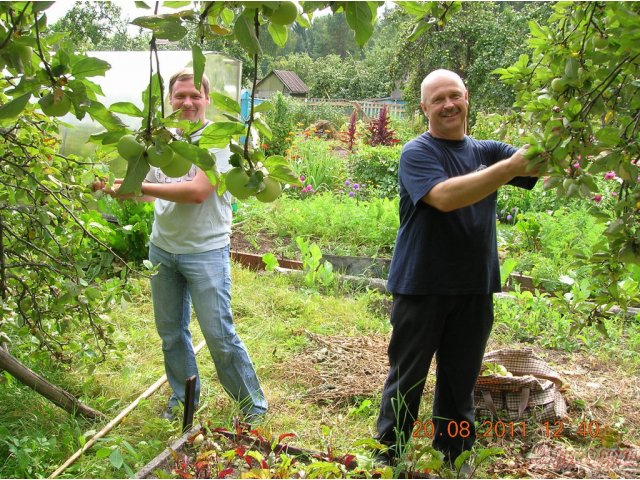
376, 294, 494, 461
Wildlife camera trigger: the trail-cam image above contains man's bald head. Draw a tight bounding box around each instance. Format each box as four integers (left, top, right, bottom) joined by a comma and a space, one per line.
420, 69, 466, 105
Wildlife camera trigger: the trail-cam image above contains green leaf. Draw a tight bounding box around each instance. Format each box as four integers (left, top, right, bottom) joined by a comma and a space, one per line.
169, 141, 215, 171
131, 15, 187, 41
263, 155, 288, 168
454, 450, 472, 471
564, 57, 579, 80
71, 57, 111, 78
267, 22, 288, 47
84, 287, 101, 301
500, 258, 518, 287
32, 2, 55, 13
199, 121, 246, 149
134, 1, 151, 8
407, 17, 435, 42
234, 10, 261, 55
252, 116, 272, 140
344, 2, 374, 47
210, 93, 241, 115
142, 73, 162, 118
395, 1, 430, 17
89, 129, 128, 145
118, 150, 150, 195
261, 253, 279, 272
191, 44, 206, 92
267, 164, 301, 186
220, 8, 234, 25
163, 1, 191, 7
109, 449, 124, 469
95, 447, 112, 459
87, 101, 127, 131
475, 447, 504, 464
109, 102, 144, 118
0, 93, 31, 120
253, 101, 273, 113
595, 126, 622, 147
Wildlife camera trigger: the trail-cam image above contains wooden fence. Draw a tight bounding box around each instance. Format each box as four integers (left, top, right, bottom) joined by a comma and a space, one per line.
304, 98, 406, 120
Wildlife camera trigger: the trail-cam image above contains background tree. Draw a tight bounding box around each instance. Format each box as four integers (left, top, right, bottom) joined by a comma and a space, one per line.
49, 1, 150, 51
396, 2, 552, 124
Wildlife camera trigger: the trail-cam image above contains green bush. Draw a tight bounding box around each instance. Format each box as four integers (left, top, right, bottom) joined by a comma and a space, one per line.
499, 208, 606, 283
263, 92, 295, 157
98, 197, 154, 263
348, 144, 401, 199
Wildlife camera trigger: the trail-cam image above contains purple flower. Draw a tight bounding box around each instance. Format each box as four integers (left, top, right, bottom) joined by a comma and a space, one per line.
299, 175, 305, 182
511, 207, 517, 213
506, 214, 513, 221
593, 194, 603, 202
348, 191, 355, 197
604, 171, 616, 180
500, 209, 505, 215
345, 180, 351, 187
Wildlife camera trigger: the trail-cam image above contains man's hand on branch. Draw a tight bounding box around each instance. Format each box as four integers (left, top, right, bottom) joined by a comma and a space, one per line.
509, 145, 543, 177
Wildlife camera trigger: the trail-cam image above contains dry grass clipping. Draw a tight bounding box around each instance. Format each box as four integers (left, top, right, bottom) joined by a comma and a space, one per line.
276, 331, 390, 405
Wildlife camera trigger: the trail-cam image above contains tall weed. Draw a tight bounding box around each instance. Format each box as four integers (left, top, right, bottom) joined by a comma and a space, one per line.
289, 138, 347, 192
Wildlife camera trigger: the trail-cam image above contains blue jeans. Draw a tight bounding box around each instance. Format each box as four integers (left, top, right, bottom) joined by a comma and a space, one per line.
149, 243, 267, 415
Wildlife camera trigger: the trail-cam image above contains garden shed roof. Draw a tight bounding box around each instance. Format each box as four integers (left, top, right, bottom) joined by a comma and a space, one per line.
259, 70, 309, 95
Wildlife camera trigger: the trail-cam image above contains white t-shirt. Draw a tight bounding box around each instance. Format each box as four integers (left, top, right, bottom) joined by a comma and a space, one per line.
145, 128, 233, 254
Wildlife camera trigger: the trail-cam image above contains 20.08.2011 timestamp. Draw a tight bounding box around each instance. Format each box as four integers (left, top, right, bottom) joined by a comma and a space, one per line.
412, 419, 603, 439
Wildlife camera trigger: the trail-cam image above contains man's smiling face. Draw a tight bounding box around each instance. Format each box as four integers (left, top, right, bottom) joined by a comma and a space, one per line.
421, 73, 469, 141
169, 78, 209, 122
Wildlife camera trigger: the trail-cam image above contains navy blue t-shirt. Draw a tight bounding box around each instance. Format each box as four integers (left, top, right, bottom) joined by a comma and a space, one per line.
386, 132, 537, 295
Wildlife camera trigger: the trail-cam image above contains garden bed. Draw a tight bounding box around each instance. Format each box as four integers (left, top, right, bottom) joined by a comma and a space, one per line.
135, 423, 395, 479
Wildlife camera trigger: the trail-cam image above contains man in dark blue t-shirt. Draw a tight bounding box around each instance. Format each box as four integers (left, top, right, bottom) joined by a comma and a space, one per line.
375, 69, 539, 465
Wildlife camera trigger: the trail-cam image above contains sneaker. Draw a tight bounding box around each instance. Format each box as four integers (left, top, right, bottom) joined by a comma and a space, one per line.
162, 406, 179, 422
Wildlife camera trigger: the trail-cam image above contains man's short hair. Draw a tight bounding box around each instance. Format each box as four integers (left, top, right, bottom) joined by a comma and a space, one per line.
169, 68, 210, 96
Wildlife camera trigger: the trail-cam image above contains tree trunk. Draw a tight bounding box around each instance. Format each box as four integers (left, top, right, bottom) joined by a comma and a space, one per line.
0, 346, 104, 419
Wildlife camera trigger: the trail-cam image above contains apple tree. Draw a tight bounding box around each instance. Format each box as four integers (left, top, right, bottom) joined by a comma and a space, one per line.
493, 1, 640, 322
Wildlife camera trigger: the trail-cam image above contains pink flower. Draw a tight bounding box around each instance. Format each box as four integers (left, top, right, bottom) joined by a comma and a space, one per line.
604, 171, 616, 180
593, 194, 602, 203
611, 191, 618, 197
299, 175, 305, 181
573, 162, 581, 169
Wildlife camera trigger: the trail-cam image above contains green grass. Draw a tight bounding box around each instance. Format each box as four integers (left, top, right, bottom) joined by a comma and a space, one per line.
1, 263, 638, 478
0, 266, 391, 478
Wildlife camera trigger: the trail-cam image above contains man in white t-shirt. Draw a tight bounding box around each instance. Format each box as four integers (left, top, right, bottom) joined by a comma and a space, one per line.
106, 69, 267, 422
